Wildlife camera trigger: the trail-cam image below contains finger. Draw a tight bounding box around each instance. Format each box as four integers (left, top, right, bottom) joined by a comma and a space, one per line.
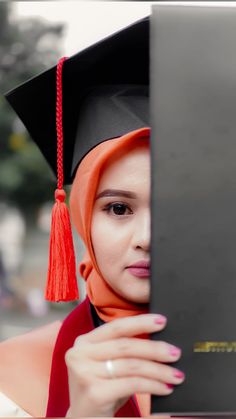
89, 376, 175, 405
86, 337, 181, 363
96, 358, 185, 385
77, 313, 167, 344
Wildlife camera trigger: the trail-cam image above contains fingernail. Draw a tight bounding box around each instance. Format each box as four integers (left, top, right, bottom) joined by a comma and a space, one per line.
169, 345, 181, 357
166, 383, 174, 390
173, 369, 185, 379
154, 315, 167, 325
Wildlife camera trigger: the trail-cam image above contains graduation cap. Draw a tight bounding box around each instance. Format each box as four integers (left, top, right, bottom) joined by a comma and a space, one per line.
4, 16, 150, 302
5, 16, 149, 184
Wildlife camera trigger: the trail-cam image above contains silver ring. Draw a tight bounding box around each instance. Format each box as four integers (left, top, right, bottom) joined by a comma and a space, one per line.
105, 359, 115, 379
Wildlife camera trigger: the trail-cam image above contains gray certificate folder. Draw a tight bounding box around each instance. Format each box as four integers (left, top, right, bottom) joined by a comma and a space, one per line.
150, 5, 236, 415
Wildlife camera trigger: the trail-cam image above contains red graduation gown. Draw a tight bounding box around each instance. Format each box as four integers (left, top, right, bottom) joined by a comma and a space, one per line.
46, 296, 141, 417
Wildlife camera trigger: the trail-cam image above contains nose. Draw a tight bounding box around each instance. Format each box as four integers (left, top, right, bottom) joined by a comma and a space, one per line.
132, 209, 150, 253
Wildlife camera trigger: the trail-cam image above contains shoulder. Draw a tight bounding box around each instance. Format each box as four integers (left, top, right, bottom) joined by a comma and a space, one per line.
0, 320, 62, 417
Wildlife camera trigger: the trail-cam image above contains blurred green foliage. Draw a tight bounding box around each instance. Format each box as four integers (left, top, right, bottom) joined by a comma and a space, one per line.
0, 2, 65, 222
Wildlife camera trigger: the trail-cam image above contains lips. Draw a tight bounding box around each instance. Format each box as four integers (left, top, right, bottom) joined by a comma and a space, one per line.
126, 260, 150, 278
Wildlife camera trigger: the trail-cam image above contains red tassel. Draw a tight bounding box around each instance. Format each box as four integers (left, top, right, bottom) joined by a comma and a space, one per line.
45, 57, 79, 302
45, 188, 79, 302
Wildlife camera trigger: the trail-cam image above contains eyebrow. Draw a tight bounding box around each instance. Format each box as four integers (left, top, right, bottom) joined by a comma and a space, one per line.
96, 189, 137, 200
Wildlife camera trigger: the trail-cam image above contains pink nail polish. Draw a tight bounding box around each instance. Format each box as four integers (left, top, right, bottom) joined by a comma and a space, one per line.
166, 383, 174, 390
154, 315, 167, 325
169, 345, 181, 357
174, 369, 185, 379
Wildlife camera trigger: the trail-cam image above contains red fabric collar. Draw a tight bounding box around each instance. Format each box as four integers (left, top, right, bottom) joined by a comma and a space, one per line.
46, 297, 141, 417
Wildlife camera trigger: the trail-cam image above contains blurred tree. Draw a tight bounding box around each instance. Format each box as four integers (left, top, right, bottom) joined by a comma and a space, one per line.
0, 2, 65, 223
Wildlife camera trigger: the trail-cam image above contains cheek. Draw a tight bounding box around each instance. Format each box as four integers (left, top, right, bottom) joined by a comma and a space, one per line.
91, 214, 130, 266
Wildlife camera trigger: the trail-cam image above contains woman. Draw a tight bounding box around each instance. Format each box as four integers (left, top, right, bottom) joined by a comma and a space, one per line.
0, 128, 184, 417
63, 128, 185, 417
1, 18, 184, 417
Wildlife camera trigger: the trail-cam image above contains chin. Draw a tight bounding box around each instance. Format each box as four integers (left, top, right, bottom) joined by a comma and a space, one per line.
126, 294, 149, 305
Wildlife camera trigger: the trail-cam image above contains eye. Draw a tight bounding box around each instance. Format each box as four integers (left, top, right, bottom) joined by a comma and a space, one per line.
103, 202, 133, 216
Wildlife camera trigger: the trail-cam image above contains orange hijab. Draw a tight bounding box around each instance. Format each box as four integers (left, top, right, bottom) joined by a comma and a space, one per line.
69, 127, 150, 322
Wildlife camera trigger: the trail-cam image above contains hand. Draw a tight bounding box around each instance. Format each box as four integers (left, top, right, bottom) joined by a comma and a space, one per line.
65, 313, 184, 417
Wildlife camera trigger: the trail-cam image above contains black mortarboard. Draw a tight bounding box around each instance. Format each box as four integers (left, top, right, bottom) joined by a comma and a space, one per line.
4, 16, 149, 302
5, 16, 149, 184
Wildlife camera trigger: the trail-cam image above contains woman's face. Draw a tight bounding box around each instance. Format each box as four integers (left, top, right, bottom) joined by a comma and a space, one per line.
91, 142, 150, 304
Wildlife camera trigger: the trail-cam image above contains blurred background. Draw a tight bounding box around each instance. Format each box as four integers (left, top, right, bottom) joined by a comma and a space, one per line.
0, 1, 152, 341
